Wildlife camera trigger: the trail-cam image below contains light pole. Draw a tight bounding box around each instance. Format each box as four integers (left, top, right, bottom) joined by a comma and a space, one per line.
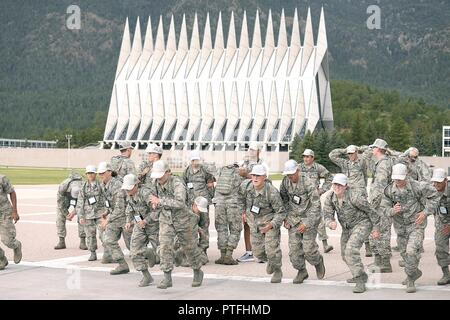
65, 134, 72, 169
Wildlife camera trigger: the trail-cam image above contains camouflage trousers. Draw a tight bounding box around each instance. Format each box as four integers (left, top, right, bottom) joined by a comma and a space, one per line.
56, 209, 85, 239
369, 211, 392, 258
130, 222, 159, 271
288, 221, 321, 271
0, 210, 21, 259
214, 203, 243, 250
122, 223, 132, 251
159, 212, 202, 272
394, 218, 426, 277
103, 219, 127, 262
250, 221, 282, 271
434, 216, 449, 267
341, 220, 372, 278
316, 216, 328, 241
84, 218, 109, 258
198, 208, 210, 251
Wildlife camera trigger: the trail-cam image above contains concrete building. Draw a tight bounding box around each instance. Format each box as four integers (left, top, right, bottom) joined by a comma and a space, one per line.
443, 125, 450, 157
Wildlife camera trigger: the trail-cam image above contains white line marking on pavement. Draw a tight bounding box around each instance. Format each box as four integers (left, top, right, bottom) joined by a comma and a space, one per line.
19, 204, 56, 208
21, 212, 55, 216
19, 220, 77, 225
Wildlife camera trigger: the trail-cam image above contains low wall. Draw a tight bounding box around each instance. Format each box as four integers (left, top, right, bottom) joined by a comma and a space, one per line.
0, 148, 290, 173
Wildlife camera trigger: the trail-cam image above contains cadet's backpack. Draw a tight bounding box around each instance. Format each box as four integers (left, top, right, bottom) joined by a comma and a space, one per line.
215, 165, 239, 195
110, 155, 125, 174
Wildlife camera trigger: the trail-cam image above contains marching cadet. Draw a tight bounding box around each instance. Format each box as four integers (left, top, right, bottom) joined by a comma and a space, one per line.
0, 174, 22, 270
213, 162, 245, 265
98, 162, 129, 275
329, 145, 372, 257
430, 168, 450, 285
382, 164, 439, 293
244, 165, 286, 283
138, 143, 162, 186
54, 171, 87, 250
323, 174, 381, 293
77, 165, 111, 262
300, 149, 334, 253
182, 150, 215, 258
122, 174, 159, 287
280, 160, 326, 284
149, 160, 204, 289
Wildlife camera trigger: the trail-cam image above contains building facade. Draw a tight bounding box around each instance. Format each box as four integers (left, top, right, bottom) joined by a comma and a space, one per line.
443, 125, 450, 157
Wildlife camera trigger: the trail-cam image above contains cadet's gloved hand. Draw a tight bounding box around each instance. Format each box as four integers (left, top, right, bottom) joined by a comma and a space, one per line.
371, 229, 380, 239
415, 212, 426, 226
284, 221, 291, 229
66, 211, 76, 221
12, 210, 20, 224
125, 222, 132, 231
259, 222, 273, 234
137, 220, 147, 229
393, 203, 402, 215
329, 221, 337, 230
297, 223, 307, 233
79, 218, 86, 225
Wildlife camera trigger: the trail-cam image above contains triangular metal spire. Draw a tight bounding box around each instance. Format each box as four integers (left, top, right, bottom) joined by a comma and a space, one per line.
293, 80, 306, 137
210, 12, 224, 77
301, 7, 314, 76
150, 83, 165, 139
235, 11, 249, 76
138, 16, 154, 78
173, 14, 189, 77
174, 83, 190, 140
200, 82, 214, 141
251, 81, 266, 141
127, 17, 143, 79
222, 11, 237, 77
260, 9, 275, 76
225, 81, 240, 140
126, 84, 142, 139
197, 13, 212, 77
212, 82, 227, 140
161, 15, 177, 78
186, 83, 202, 140
114, 84, 131, 140
314, 7, 328, 76
138, 83, 153, 140
265, 81, 279, 142
185, 13, 200, 77
238, 82, 253, 142
279, 80, 292, 138
115, 18, 131, 79
162, 83, 178, 140
248, 10, 262, 76
273, 9, 288, 76
104, 85, 119, 140
287, 8, 301, 76
150, 16, 165, 79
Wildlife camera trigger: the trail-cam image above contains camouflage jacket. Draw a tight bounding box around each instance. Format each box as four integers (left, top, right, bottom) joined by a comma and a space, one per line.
138, 160, 153, 186
56, 173, 83, 212
323, 188, 380, 231
213, 166, 245, 205
101, 176, 126, 223
369, 156, 393, 205
111, 155, 136, 179
329, 148, 368, 189
125, 186, 159, 225
0, 175, 14, 214
155, 175, 189, 222
382, 179, 440, 225
182, 164, 215, 204
76, 180, 106, 220
279, 176, 321, 229
244, 181, 286, 229
299, 162, 332, 194
436, 182, 450, 224
244, 158, 269, 176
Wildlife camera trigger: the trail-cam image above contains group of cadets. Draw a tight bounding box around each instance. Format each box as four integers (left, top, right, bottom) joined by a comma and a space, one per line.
0, 138, 448, 294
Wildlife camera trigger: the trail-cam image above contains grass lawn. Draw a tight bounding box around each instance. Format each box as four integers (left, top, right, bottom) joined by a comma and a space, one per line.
0, 166, 284, 185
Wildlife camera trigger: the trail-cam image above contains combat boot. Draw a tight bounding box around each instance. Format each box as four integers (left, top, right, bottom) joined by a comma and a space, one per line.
138, 269, 153, 287
314, 256, 326, 279
101, 254, 113, 264
54, 237, 66, 250
438, 266, 450, 285
88, 251, 97, 261
157, 271, 173, 289
146, 248, 156, 268
368, 254, 381, 272
346, 277, 357, 283
0, 256, 8, 270
379, 256, 392, 273
192, 269, 204, 287
352, 273, 368, 293
200, 251, 209, 265
271, 268, 283, 283
266, 263, 274, 275
215, 249, 226, 265
79, 237, 88, 250
293, 269, 308, 284
174, 249, 183, 267
13, 241, 22, 264
364, 242, 372, 257
223, 249, 238, 265
322, 240, 334, 253
110, 260, 130, 275
406, 269, 422, 292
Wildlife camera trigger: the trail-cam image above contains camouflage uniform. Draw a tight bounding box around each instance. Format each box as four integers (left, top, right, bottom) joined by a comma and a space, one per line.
56, 173, 85, 240
138, 160, 152, 186
279, 175, 323, 272
435, 182, 450, 268
102, 176, 127, 263
0, 175, 21, 262
329, 148, 368, 190
126, 185, 160, 272
213, 166, 245, 253
244, 181, 286, 272
157, 175, 202, 273
111, 155, 136, 250
323, 188, 380, 281
182, 164, 215, 251
76, 180, 109, 256
299, 162, 332, 241
382, 179, 439, 280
